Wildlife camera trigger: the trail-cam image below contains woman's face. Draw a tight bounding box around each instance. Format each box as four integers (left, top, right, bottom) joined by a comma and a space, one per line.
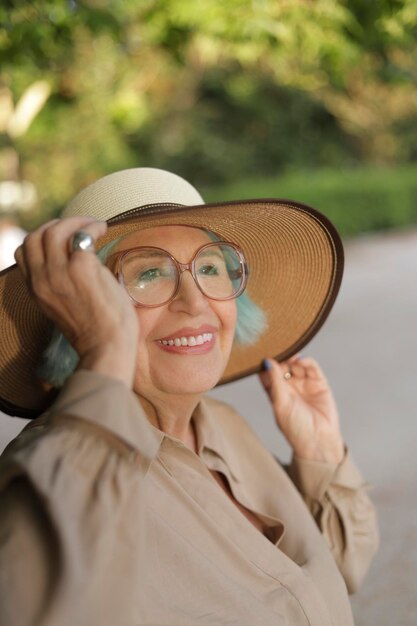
114, 226, 237, 401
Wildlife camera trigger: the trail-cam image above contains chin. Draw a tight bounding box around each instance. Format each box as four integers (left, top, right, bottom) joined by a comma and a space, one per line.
153, 363, 224, 396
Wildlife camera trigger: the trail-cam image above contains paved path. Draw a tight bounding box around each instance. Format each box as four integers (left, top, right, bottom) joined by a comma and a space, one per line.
210, 228, 417, 625
2, 228, 417, 624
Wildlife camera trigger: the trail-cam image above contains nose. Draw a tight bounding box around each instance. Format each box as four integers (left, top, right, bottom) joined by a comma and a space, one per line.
168, 269, 210, 315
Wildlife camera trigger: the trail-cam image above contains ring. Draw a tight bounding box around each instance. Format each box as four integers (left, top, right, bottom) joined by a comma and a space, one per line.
71, 230, 95, 253
283, 368, 293, 380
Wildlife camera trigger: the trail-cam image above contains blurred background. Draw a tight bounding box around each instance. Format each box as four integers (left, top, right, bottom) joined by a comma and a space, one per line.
1, 1, 416, 624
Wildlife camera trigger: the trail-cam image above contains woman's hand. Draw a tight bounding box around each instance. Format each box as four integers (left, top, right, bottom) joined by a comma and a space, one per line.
259, 355, 345, 464
14, 217, 139, 388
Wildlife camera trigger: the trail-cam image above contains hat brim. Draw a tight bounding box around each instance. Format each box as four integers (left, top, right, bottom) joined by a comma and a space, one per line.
0, 199, 343, 418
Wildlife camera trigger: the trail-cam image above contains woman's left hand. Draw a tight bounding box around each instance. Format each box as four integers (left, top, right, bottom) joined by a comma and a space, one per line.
259, 355, 345, 464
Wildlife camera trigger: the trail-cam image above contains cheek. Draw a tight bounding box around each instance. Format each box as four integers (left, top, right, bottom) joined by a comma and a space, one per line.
133, 308, 170, 395
215, 300, 237, 345
133, 308, 161, 367
135, 301, 172, 335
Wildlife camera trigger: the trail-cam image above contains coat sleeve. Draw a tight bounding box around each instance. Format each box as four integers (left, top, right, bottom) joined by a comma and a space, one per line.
287, 449, 379, 594
0, 370, 161, 626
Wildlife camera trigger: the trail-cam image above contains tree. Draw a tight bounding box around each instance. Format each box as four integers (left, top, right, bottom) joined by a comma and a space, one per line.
0, 0, 416, 225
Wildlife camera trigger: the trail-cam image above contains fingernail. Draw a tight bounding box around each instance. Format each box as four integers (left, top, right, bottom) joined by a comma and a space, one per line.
262, 359, 272, 371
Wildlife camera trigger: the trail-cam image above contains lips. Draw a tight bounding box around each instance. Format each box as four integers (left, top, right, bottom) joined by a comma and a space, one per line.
156, 325, 218, 343
155, 325, 217, 354
158, 333, 213, 347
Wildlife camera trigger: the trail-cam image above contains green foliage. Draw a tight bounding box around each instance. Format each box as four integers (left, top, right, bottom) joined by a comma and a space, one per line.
203, 165, 417, 238
134, 71, 357, 186
0, 0, 416, 234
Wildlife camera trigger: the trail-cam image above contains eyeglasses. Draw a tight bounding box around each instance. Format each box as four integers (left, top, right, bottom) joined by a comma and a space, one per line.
108, 241, 248, 308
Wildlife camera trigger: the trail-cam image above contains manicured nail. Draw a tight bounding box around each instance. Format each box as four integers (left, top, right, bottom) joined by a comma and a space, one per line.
262, 358, 272, 371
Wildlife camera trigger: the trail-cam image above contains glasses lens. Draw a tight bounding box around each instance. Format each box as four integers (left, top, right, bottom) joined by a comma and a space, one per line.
121, 248, 177, 305
195, 243, 245, 300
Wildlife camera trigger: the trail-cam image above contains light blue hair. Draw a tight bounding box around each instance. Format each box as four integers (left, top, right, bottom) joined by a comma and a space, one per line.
37, 233, 267, 388
205, 230, 267, 344
36, 240, 120, 387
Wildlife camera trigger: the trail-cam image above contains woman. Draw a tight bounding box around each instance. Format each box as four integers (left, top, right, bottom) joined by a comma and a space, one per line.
0, 168, 378, 626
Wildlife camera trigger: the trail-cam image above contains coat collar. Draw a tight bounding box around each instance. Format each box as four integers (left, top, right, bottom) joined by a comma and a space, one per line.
146, 396, 242, 483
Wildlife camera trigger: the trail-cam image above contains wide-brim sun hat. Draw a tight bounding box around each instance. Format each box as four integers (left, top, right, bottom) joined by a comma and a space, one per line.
0, 167, 344, 418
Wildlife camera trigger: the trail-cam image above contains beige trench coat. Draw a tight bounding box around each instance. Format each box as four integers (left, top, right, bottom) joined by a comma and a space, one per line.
0, 370, 378, 626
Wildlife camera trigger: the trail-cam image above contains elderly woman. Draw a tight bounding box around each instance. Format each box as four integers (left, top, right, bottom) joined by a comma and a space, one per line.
0, 168, 378, 626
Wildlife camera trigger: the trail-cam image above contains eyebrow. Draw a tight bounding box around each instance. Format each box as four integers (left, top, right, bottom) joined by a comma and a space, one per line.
124, 251, 171, 260
122, 248, 226, 262
144, 252, 168, 258
197, 249, 224, 260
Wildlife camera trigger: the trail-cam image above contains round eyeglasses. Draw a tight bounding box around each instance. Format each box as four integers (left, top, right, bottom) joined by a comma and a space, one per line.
108, 241, 248, 307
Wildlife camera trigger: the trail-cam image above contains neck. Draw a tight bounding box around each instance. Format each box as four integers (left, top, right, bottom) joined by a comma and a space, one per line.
137, 391, 202, 452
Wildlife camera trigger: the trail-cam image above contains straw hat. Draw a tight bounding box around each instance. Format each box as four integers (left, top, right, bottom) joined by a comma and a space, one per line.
0, 167, 343, 418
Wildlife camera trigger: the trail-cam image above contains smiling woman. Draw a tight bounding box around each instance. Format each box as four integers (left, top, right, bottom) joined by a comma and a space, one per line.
37, 230, 265, 388
0, 168, 378, 626
110, 225, 239, 406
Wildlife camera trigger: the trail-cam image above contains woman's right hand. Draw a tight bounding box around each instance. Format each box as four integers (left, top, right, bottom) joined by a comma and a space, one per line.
14, 217, 139, 388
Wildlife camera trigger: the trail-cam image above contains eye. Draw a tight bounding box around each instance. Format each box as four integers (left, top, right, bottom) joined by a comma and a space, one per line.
198, 263, 219, 276
138, 267, 162, 283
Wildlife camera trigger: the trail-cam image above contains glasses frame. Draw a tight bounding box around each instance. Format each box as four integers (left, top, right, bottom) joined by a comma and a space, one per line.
107, 240, 249, 308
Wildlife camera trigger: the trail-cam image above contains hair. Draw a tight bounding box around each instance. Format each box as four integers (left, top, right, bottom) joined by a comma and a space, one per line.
36, 240, 121, 388
37, 231, 267, 388
205, 229, 267, 344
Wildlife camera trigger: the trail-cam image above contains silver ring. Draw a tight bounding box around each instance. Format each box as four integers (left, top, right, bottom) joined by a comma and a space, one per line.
283, 368, 293, 381
71, 230, 95, 253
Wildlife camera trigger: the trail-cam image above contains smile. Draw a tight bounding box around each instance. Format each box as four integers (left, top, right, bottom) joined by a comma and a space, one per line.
157, 333, 213, 347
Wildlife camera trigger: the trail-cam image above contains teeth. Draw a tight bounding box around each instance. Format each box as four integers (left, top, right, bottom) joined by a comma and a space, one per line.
159, 333, 213, 347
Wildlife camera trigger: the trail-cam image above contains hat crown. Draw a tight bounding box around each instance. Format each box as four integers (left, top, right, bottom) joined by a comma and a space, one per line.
62, 168, 204, 222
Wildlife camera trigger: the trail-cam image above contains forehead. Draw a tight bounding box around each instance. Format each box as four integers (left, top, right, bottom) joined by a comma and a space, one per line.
116, 225, 213, 255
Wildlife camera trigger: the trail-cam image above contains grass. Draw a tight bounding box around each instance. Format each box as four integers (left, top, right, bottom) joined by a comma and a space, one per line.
202, 165, 417, 239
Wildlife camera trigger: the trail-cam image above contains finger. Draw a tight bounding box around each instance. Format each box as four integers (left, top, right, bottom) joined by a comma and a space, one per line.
15, 219, 61, 285
280, 358, 303, 379
286, 354, 326, 381
68, 220, 108, 256
47, 220, 108, 298
41, 219, 106, 292
22, 218, 106, 297
297, 356, 328, 381
42, 217, 106, 264
259, 358, 290, 406
14, 244, 28, 280
21, 219, 61, 275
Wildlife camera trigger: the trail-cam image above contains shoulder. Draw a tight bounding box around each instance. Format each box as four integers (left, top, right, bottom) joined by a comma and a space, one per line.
0, 412, 130, 497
